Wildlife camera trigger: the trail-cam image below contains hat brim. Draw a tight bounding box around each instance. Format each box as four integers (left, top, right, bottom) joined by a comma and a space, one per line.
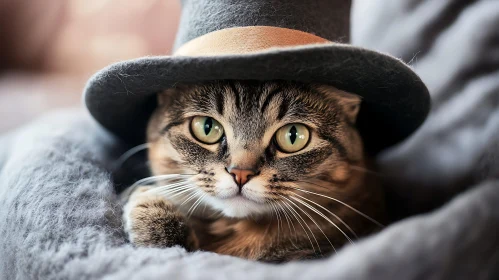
84, 44, 430, 155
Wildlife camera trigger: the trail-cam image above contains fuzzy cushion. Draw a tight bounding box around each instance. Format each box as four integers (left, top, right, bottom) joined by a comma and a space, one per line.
1, 0, 499, 279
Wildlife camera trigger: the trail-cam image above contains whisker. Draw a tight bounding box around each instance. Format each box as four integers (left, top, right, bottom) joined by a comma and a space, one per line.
121, 174, 195, 201
156, 185, 194, 197
291, 196, 353, 244
146, 181, 190, 194
202, 199, 209, 215
283, 196, 336, 253
275, 202, 283, 242
280, 199, 317, 254
279, 196, 322, 254
187, 193, 206, 218
268, 202, 280, 242
113, 143, 150, 171
179, 191, 200, 207
131, 174, 194, 189
169, 187, 196, 200
291, 192, 358, 239
192, 194, 207, 217
276, 202, 300, 247
148, 186, 195, 204
275, 202, 293, 234
291, 183, 384, 228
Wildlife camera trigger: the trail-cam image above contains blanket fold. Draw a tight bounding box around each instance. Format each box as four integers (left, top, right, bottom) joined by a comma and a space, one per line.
1, 0, 498, 279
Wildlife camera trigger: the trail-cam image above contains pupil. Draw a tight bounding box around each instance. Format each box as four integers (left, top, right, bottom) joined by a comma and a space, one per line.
204, 118, 213, 135
289, 125, 297, 144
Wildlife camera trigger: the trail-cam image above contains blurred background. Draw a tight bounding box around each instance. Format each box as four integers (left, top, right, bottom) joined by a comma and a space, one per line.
0, 0, 181, 133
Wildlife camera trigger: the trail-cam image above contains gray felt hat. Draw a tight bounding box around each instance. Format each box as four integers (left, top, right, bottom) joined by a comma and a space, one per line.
84, 0, 430, 155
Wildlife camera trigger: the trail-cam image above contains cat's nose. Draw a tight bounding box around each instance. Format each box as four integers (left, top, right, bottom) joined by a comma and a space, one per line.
226, 166, 257, 187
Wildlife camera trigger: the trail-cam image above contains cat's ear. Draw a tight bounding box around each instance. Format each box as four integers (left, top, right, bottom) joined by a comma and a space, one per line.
319, 85, 361, 124
337, 91, 361, 124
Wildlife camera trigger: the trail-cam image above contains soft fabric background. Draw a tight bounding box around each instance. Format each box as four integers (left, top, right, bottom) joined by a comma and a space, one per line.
0, 0, 181, 133
0, 0, 498, 279
354, 0, 499, 217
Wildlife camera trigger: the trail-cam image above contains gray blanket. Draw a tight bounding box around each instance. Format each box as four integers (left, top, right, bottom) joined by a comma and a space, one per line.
1, 0, 498, 279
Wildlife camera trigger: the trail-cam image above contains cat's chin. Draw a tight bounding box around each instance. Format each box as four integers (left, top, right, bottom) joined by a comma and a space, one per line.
206, 195, 271, 218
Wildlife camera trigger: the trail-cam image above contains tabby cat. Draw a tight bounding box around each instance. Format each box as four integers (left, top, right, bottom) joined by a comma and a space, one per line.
122, 80, 385, 262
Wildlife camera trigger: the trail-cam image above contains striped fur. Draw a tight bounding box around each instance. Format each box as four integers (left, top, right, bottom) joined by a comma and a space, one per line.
125, 81, 385, 262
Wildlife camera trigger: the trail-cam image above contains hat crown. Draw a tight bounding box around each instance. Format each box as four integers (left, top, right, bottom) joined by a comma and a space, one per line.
174, 0, 351, 50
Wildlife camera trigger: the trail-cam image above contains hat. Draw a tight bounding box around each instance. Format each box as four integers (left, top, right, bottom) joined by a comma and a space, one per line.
84, 0, 430, 155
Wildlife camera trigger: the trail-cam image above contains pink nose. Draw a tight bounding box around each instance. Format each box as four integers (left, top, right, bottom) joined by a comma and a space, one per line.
227, 167, 256, 186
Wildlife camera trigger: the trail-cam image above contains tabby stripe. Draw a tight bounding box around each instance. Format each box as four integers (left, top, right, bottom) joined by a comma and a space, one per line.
229, 82, 241, 110
161, 120, 184, 134
277, 100, 289, 120
264, 144, 277, 163
260, 86, 282, 113
215, 90, 225, 115
322, 135, 347, 158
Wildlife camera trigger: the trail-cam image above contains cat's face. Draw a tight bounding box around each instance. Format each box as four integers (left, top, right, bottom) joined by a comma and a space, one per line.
147, 81, 365, 218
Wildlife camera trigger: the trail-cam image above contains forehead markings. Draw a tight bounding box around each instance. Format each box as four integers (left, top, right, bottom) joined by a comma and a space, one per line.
175, 81, 343, 145
277, 99, 290, 121
259, 85, 293, 122
223, 83, 320, 147
228, 81, 242, 110
214, 86, 225, 115
159, 83, 358, 170
260, 85, 283, 114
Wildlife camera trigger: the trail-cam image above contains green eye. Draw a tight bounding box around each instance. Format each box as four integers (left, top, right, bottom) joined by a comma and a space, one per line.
275, 124, 310, 153
190, 116, 224, 144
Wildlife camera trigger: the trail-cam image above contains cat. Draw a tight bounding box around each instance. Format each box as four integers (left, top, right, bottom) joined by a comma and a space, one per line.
122, 80, 386, 262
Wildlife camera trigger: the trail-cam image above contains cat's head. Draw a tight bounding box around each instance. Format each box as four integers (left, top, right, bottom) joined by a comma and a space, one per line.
147, 81, 366, 218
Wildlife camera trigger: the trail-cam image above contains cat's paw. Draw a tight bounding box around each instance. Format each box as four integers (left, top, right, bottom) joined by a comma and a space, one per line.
123, 187, 198, 250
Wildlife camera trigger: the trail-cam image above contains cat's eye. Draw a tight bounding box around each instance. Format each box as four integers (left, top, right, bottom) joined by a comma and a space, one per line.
190, 116, 224, 144
275, 124, 310, 153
